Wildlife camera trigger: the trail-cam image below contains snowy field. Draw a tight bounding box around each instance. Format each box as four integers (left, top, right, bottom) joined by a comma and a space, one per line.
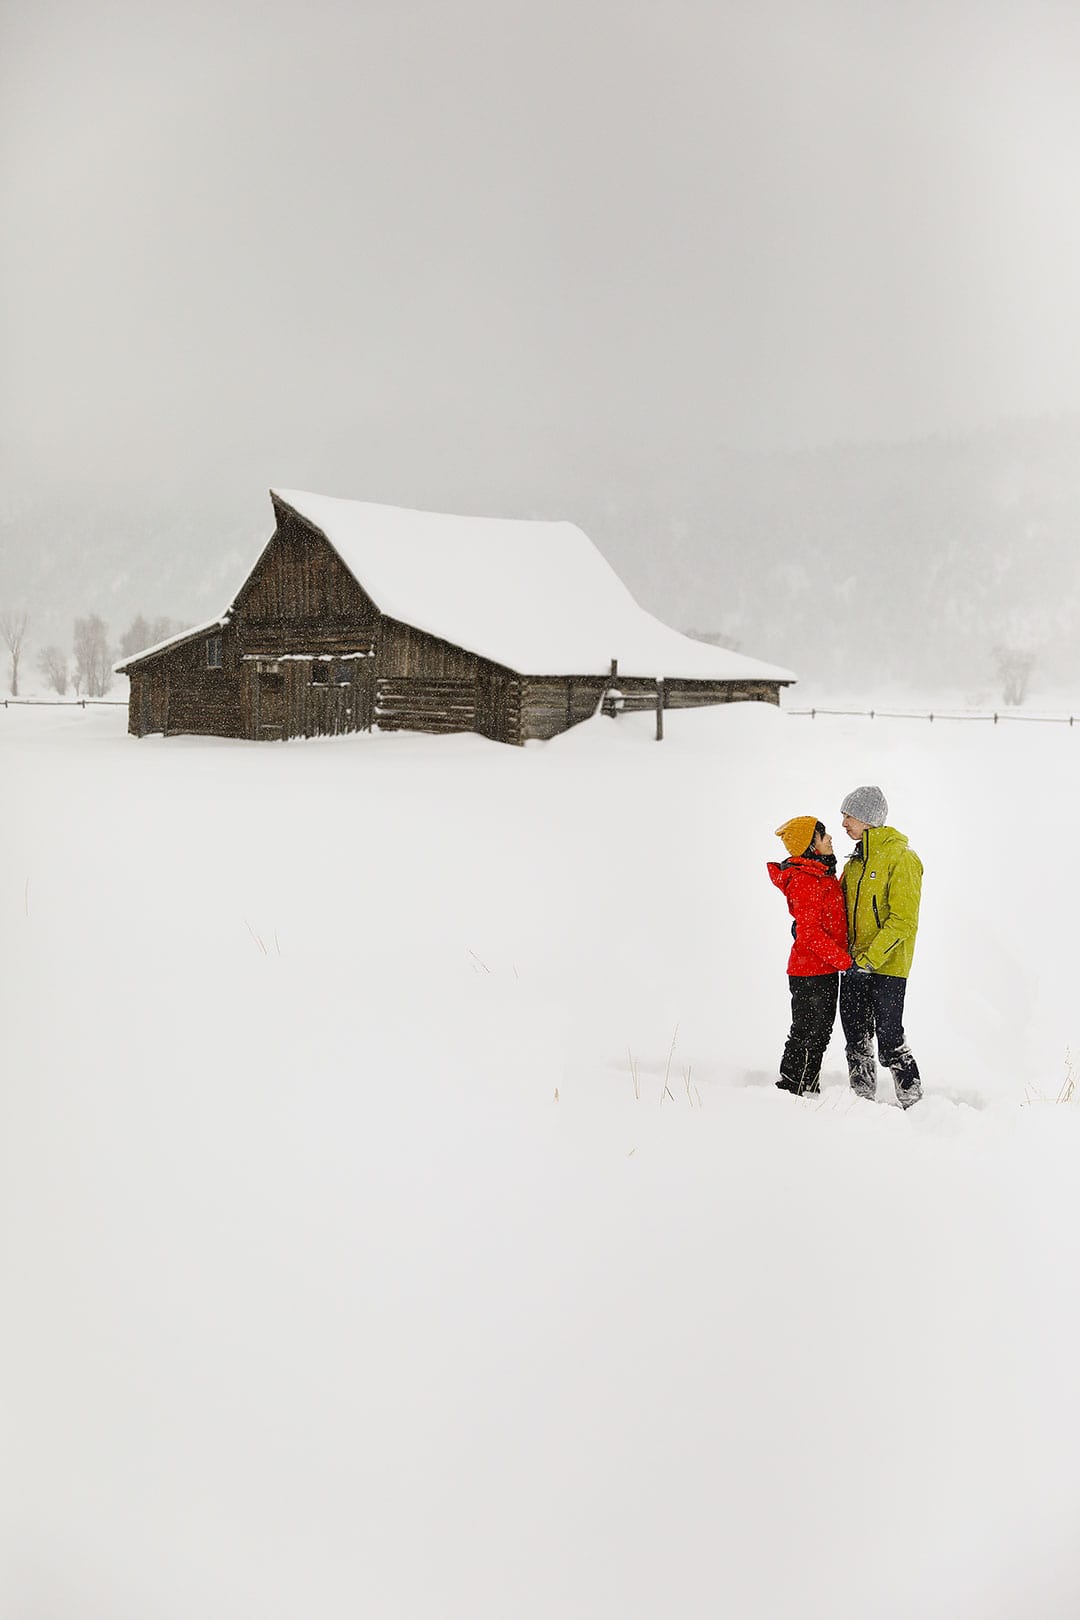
3, 698, 1080, 1619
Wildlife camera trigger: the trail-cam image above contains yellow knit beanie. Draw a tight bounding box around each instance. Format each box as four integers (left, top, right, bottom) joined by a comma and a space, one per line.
775, 816, 820, 857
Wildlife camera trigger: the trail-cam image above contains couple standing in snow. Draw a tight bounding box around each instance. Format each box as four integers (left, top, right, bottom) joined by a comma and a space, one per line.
767, 786, 923, 1108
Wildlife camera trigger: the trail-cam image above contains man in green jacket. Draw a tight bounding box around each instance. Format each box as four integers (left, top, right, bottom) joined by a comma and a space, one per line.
839, 785, 923, 1108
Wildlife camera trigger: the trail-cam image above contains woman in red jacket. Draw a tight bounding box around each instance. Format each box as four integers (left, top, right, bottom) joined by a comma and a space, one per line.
767, 816, 853, 1096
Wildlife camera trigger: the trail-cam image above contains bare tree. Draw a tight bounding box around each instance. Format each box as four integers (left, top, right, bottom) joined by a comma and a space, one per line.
37, 645, 69, 695
119, 615, 153, 659
992, 645, 1035, 706
73, 615, 112, 698
119, 614, 182, 660
0, 608, 29, 695
148, 615, 182, 646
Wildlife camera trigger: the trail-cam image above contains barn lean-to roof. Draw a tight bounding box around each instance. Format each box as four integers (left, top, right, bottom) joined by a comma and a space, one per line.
114, 615, 228, 674
271, 490, 795, 683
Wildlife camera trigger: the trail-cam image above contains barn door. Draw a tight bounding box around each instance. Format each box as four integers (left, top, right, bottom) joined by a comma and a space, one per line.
317, 659, 374, 734
255, 663, 286, 740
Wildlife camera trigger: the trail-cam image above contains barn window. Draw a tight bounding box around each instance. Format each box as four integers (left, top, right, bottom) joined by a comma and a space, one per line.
334, 662, 353, 685
206, 634, 222, 669
311, 662, 330, 685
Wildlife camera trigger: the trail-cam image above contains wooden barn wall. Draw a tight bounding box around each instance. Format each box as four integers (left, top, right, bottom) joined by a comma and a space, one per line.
235, 512, 380, 650
294, 662, 374, 738
474, 665, 521, 744
664, 680, 781, 709
520, 679, 598, 741
371, 620, 481, 736
375, 677, 477, 734
376, 619, 479, 681
519, 677, 782, 740
128, 628, 244, 738
243, 657, 376, 740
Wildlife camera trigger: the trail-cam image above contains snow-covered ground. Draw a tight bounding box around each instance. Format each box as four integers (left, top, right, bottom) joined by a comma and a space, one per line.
3, 699, 1080, 1619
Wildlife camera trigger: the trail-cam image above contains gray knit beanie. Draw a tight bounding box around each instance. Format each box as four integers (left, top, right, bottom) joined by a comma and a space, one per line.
840, 785, 888, 826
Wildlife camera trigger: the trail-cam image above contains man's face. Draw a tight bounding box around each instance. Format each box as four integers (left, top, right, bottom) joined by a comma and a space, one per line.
841, 814, 869, 841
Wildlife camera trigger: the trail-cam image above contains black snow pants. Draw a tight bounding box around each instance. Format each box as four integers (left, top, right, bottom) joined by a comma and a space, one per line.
779, 973, 840, 1095
839, 970, 922, 1105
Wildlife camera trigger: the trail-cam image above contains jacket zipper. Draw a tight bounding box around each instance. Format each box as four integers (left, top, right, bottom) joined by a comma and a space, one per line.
850, 831, 869, 948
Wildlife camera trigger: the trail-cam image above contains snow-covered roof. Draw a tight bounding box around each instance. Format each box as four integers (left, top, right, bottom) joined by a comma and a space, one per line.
273, 490, 795, 682
113, 616, 227, 674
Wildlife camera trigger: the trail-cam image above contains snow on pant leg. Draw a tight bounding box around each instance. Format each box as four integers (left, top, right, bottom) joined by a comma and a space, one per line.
839, 970, 878, 1097
870, 975, 922, 1101
780, 974, 839, 1092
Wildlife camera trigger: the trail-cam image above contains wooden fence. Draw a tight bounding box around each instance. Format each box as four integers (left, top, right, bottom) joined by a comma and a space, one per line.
787, 707, 1079, 726
1, 698, 127, 708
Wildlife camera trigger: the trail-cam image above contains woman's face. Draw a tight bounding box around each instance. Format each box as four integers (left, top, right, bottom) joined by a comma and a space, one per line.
813, 829, 834, 856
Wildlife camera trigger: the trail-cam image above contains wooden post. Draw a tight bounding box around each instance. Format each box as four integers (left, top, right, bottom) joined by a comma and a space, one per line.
655, 677, 664, 741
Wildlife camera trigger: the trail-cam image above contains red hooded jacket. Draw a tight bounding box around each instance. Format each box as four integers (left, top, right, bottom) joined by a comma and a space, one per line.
767, 857, 853, 976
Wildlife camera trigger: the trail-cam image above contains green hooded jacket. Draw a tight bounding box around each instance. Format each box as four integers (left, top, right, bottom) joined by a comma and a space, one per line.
840, 826, 923, 978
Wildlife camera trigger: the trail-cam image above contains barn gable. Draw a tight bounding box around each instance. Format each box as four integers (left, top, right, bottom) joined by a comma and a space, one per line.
232, 496, 381, 647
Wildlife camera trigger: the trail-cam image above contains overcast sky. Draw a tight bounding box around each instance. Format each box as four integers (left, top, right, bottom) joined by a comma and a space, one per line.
4, 0, 1080, 507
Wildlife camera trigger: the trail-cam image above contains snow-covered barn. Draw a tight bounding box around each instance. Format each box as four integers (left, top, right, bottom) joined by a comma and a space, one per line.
115, 490, 794, 744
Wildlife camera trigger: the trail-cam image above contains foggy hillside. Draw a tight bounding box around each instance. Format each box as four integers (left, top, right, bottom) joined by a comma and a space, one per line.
2, 414, 1077, 695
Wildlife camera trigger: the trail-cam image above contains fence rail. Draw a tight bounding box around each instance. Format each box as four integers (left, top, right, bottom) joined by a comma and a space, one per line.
787, 706, 1078, 726
1, 698, 126, 708
3, 696, 1078, 726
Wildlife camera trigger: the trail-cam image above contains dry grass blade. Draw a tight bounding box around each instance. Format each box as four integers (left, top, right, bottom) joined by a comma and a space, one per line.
659, 1023, 679, 1106
627, 1045, 641, 1101
245, 919, 268, 956
663, 1023, 679, 1091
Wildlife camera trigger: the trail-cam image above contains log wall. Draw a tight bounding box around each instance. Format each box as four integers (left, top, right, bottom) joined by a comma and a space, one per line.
375, 677, 477, 734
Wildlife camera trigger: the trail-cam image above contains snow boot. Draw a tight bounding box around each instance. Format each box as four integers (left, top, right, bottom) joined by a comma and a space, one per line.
776, 1073, 820, 1097
846, 1037, 877, 1100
